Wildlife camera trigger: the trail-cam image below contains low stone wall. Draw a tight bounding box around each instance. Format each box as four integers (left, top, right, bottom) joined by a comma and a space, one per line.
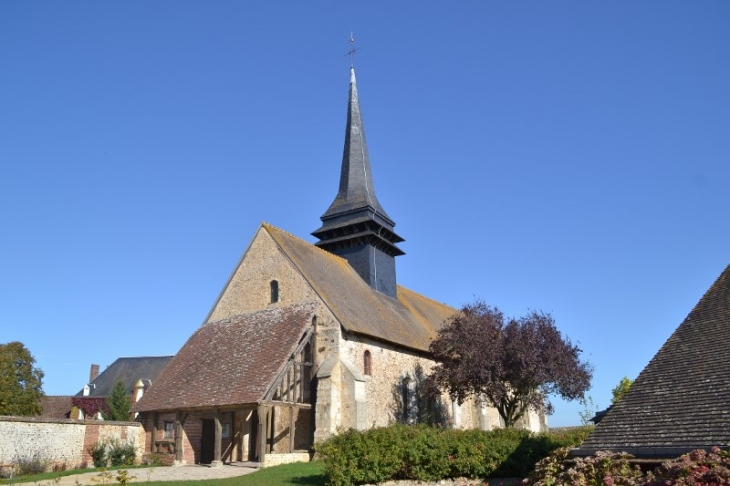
263, 452, 312, 468
0, 416, 145, 471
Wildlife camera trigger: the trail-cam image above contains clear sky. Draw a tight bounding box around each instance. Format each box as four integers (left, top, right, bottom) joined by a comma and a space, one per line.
1, 2, 728, 427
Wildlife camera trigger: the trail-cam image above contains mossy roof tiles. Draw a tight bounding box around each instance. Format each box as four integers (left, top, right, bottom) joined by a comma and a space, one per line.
265, 223, 455, 352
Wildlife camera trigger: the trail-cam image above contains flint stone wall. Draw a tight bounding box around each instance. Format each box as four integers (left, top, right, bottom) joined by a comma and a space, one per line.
0, 416, 144, 471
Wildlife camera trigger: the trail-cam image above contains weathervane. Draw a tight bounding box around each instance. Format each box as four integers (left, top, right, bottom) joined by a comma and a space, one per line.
345, 32, 360, 67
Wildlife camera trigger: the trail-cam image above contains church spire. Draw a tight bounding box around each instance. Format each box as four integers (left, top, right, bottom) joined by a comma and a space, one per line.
312, 67, 404, 299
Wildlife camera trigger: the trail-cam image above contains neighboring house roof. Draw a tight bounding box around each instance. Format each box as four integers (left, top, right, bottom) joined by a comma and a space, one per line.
576, 264, 730, 458
76, 356, 173, 397
39, 395, 73, 419
266, 223, 456, 352
134, 302, 316, 413
589, 405, 612, 425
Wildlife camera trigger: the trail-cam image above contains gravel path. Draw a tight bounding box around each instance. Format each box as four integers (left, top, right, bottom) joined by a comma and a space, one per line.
28, 464, 258, 485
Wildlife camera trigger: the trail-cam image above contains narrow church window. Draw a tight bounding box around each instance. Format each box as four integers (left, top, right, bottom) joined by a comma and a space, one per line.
363, 350, 372, 376
270, 280, 279, 303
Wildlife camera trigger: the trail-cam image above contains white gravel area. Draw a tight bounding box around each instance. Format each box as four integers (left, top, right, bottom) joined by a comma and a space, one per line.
28, 464, 258, 485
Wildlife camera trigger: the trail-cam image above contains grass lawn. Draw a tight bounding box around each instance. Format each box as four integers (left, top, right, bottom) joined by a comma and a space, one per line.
1, 461, 328, 486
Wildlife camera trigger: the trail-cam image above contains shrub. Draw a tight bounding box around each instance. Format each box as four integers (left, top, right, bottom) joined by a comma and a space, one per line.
13, 451, 51, 476
87, 437, 137, 468
107, 438, 137, 466
525, 446, 730, 486
88, 440, 107, 467
645, 447, 730, 485
525, 448, 645, 485
316, 424, 590, 486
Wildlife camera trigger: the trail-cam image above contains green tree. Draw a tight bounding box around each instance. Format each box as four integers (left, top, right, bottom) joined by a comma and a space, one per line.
104, 380, 132, 421
0, 341, 45, 416
611, 376, 633, 404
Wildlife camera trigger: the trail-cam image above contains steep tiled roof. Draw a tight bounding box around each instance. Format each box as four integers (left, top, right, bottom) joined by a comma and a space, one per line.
266, 224, 455, 351
39, 396, 73, 419
576, 264, 730, 458
76, 356, 173, 397
134, 303, 315, 412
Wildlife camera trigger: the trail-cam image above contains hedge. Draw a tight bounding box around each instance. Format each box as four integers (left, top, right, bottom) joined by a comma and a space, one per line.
315, 424, 592, 486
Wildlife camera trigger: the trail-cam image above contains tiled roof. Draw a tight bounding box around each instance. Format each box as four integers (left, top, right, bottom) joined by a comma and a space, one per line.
576, 264, 730, 457
39, 396, 73, 419
76, 356, 173, 397
134, 303, 315, 412
265, 224, 455, 351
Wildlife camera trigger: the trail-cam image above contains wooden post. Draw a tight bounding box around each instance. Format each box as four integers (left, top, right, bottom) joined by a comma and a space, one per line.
289, 405, 295, 453
293, 361, 299, 403
212, 408, 223, 467
268, 406, 274, 453
174, 411, 186, 464
256, 405, 268, 464
151, 413, 158, 453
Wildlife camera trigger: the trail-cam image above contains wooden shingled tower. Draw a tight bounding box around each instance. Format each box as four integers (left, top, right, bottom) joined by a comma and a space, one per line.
312, 67, 404, 299
575, 264, 730, 458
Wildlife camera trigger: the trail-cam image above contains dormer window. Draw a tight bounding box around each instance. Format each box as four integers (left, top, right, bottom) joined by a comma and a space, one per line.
270, 280, 279, 303
363, 350, 372, 376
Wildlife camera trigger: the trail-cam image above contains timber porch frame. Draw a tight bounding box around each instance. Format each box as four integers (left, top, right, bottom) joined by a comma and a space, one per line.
151, 328, 316, 465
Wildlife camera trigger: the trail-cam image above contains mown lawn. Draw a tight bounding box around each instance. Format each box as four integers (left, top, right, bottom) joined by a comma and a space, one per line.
1, 461, 327, 486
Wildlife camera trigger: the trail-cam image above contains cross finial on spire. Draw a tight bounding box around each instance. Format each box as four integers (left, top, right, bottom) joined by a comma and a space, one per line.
346, 32, 360, 67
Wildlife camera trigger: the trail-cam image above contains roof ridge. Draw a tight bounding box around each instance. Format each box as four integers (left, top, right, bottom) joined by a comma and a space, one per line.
262, 221, 352, 264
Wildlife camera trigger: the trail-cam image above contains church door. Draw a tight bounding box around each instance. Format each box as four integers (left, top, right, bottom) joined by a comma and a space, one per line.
200, 419, 215, 464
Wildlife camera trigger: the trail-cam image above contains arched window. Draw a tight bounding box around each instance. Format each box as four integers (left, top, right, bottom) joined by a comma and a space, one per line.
363, 350, 372, 376
270, 280, 279, 303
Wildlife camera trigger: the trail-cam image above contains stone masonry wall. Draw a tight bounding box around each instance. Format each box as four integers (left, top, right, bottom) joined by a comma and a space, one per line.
339, 335, 543, 432
0, 416, 144, 471
204, 226, 342, 380
206, 227, 320, 322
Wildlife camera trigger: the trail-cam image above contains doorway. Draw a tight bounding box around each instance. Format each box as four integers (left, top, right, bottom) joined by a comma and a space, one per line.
200, 419, 215, 464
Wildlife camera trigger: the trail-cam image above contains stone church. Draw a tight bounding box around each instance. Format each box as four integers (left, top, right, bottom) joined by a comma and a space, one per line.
134, 67, 545, 467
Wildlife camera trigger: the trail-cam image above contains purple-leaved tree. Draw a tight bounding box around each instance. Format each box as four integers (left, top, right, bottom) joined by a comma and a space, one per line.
428, 300, 592, 428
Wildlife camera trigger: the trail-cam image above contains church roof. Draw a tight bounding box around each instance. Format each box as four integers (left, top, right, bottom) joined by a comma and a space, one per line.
575, 264, 730, 458
76, 356, 173, 397
134, 303, 315, 412
267, 223, 454, 351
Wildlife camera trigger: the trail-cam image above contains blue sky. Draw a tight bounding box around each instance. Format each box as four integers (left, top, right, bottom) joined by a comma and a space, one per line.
1, 2, 728, 427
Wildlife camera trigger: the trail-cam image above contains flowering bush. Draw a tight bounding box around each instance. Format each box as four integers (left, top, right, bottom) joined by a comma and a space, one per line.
646, 447, 730, 485
525, 446, 730, 486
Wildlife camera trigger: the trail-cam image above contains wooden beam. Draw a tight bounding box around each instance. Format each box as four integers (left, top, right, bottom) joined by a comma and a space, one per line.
268, 406, 274, 453
212, 408, 222, 466
174, 411, 184, 463
151, 413, 158, 453
289, 405, 295, 453
293, 360, 299, 403
256, 405, 268, 464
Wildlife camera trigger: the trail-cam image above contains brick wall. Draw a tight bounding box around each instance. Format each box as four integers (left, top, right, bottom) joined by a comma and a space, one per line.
0, 416, 145, 471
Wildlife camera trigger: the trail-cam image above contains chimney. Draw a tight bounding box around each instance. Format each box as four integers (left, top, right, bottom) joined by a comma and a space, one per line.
89, 364, 100, 382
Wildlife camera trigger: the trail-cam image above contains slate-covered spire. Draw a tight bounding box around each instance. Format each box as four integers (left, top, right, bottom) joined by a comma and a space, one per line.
313, 67, 404, 299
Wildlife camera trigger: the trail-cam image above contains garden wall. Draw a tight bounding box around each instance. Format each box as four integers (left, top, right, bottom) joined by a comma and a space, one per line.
0, 416, 145, 470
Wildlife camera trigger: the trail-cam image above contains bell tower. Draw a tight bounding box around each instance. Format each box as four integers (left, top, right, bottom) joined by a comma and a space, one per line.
312, 68, 404, 298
